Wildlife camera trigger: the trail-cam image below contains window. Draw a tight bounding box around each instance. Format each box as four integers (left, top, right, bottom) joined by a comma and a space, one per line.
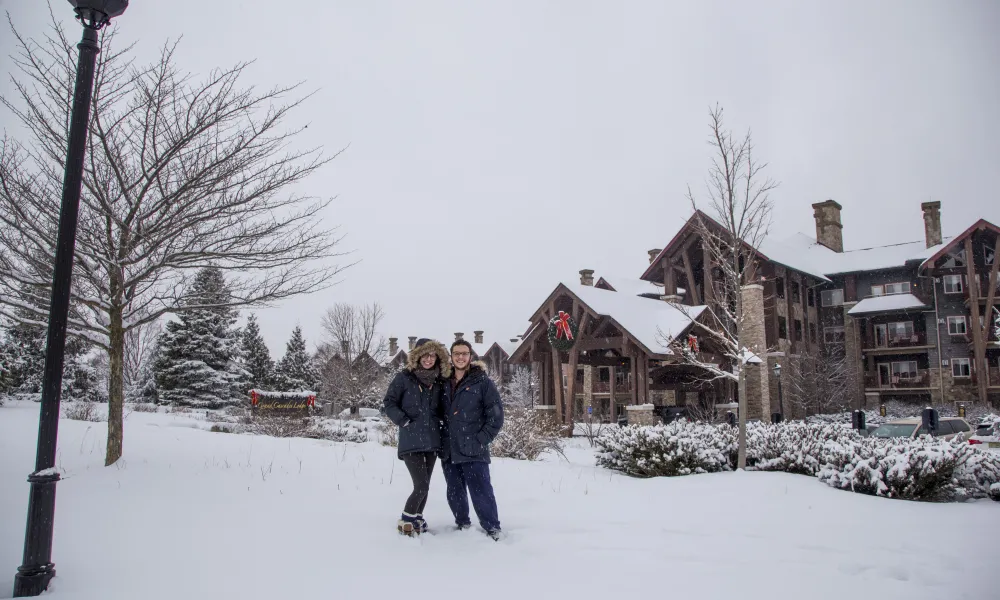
872, 282, 911, 297
807, 289, 815, 307
791, 281, 801, 303
892, 361, 918, 379
776, 278, 785, 299
821, 289, 844, 307
778, 316, 788, 339
576, 368, 584, 383
809, 323, 817, 343
942, 249, 966, 268
943, 275, 963, 294
952, 357, 971, 378
887, 321, 914, 339
794, 319, 803, 341
952, 420, 970, 433
824, 326, 845, 344
598, 368, 610, 383
947, 316, 967, 335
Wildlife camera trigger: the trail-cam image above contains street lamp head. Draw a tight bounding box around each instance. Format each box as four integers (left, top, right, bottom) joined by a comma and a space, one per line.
68, 0, 128, 30
773, 363, 782, 378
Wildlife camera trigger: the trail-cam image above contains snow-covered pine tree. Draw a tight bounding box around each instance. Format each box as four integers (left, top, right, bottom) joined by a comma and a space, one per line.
241, 314, 274, 391
274, 326, 318, 392
153, 268, 248, 408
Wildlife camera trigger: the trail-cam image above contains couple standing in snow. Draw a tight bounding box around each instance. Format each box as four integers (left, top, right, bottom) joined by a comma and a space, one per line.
382, 338, 505, 540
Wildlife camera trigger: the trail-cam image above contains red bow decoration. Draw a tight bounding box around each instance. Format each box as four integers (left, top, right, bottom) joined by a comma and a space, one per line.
555, 311, 574, 341
687, 335, 699, 353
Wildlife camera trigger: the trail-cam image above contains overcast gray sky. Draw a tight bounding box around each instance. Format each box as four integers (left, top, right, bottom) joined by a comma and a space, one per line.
3, 0, 999, 357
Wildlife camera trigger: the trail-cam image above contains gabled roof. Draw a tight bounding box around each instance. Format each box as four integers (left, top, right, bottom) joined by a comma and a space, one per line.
512, 282, 707, 360
595, 276, 665, 298
918, 219, 1000, 270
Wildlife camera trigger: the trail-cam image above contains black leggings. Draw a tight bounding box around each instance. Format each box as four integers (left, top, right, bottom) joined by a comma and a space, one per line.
402, 452, 437, 516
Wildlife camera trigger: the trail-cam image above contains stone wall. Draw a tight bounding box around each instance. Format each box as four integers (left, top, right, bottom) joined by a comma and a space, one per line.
625, 404, 659, 426
842, 302, 864, 409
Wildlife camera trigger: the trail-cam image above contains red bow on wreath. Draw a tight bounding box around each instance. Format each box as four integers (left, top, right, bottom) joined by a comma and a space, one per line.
687, 335, 699, 353
555, 311, 575, 341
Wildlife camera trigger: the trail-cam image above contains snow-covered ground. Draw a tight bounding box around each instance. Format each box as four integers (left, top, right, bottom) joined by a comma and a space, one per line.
1, 400, 998, 600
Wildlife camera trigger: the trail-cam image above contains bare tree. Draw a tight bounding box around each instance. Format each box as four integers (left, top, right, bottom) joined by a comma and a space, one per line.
0, 18, 349, 464
317, 302, 390, 414
656, 105, 777, 469
783, 349, 850, 418
123, 319, 160, 393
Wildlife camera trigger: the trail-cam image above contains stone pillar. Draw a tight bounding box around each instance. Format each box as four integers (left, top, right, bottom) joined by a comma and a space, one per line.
740, 284, 771, 420
582, 365, 594, 416
579, 269, 595, 286
626, 404, 658, 426
389, 337, 398, 356
842, 302, 864, 409
533, 405, 558, 426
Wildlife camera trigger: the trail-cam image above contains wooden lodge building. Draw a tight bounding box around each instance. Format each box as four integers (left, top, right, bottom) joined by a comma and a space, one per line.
509, 200, 1000, 425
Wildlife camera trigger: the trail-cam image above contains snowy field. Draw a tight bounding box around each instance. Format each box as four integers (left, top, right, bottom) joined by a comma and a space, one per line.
1, 400, 998, 600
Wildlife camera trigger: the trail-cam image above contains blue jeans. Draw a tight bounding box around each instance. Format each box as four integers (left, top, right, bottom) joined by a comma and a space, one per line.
441, 460, 500, 532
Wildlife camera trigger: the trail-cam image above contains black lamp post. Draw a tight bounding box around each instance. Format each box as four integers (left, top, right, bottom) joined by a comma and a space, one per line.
772, 362, 784, 423
13, 2, 127, 597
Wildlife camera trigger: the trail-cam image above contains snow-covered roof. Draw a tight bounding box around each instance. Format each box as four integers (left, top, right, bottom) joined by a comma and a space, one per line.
846, 293, 930, 316
563, 282, 707, 355
597, 276, 664, 298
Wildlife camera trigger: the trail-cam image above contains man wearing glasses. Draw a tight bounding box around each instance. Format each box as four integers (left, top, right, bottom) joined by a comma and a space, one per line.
440, 339, 505, 540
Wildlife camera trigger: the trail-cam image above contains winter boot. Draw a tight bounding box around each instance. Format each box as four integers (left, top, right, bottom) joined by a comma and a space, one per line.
455, 522, 472, 532
414, 515, 429, 534
486, 529, 503, 541
399, 512, 419, 536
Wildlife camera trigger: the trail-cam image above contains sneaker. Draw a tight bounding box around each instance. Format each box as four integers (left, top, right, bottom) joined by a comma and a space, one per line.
486, 529, 502, 541
397, 520, 415, 537
455, 523, 472, 531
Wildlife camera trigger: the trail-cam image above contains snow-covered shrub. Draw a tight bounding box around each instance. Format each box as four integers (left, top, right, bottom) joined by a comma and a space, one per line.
745, 422, 861, 476
130, 403, 158, 413
375, 419, 398, 447
990, 483, 1000, 502
492, 406, 563, 461
312, 419, 368, 443
63, 401, 105, 422
952, 442, 1000, 499
595, 421, 734, 477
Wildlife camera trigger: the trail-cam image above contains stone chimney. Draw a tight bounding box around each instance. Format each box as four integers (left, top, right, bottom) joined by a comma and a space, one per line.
579, 269, 594, 286
812, 200, 844, 253
474, 330, 484, 344
648, 249, 662, 264
454, 332, 465, 341
510, 338, 519, 343
408, 336, 417, 351
389, 337, 398, 356
921, 201, 942, 248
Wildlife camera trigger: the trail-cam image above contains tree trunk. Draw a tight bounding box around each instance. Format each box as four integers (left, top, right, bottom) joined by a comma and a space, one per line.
105, 308, 125, 466
737, 364, 747, 470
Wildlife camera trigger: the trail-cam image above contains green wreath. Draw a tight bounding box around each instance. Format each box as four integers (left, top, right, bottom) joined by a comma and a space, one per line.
547, 311, 579, 352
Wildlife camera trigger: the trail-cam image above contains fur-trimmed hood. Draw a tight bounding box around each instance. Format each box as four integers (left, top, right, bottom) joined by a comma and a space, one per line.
405, 339, 452, 378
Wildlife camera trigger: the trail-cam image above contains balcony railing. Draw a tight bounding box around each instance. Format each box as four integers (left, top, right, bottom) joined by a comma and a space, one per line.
864, 369, 931, 390
964, 276, 1000, 301
571, 381, 633, 395
863, 331, 928, 349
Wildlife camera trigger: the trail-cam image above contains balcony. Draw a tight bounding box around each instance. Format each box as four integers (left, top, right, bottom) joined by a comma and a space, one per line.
863, 331, 930, 352
990, 367, 1000, 388
864, 369, 932, 390
964, 276, 1000, 303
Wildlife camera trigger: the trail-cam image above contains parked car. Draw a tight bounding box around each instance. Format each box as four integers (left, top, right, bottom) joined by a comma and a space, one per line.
969, 417, 1000, 452
869, 417, 973, 442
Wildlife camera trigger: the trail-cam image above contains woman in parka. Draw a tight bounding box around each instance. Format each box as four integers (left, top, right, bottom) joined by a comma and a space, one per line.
382, 338, 451, 536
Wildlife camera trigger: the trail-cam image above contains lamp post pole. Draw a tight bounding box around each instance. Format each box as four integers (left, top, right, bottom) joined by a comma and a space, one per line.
13, 3, 126, 596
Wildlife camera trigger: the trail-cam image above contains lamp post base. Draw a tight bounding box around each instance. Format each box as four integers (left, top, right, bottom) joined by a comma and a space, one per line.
13, 564, 56, 597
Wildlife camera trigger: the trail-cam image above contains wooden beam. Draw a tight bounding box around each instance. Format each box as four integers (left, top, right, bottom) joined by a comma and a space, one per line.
702, 240, 714, 306
964, 237, 986, 403
664, 260, 677, 296
630, 345, 639, 406
682, 249, 701, 305
574, 337, 625, 352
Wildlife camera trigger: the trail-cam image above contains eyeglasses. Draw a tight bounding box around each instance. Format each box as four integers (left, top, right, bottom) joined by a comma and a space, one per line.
452, 352, 471, 358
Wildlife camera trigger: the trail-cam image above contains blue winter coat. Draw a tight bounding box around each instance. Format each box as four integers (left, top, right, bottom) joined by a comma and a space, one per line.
442, 363, 504, 464
382, 370, 446, 459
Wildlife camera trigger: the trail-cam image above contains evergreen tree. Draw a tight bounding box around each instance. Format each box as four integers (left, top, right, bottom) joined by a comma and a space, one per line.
274, 326, 318, 391
241, 313, 274, 391
153, 268, 248, 407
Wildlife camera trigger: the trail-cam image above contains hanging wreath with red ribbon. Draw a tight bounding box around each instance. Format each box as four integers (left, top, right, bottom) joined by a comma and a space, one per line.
547, 311, 579, 352
686, 334, 699, 354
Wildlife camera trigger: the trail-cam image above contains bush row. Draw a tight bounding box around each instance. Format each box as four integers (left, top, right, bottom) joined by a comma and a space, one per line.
595, 420, 1000, 502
